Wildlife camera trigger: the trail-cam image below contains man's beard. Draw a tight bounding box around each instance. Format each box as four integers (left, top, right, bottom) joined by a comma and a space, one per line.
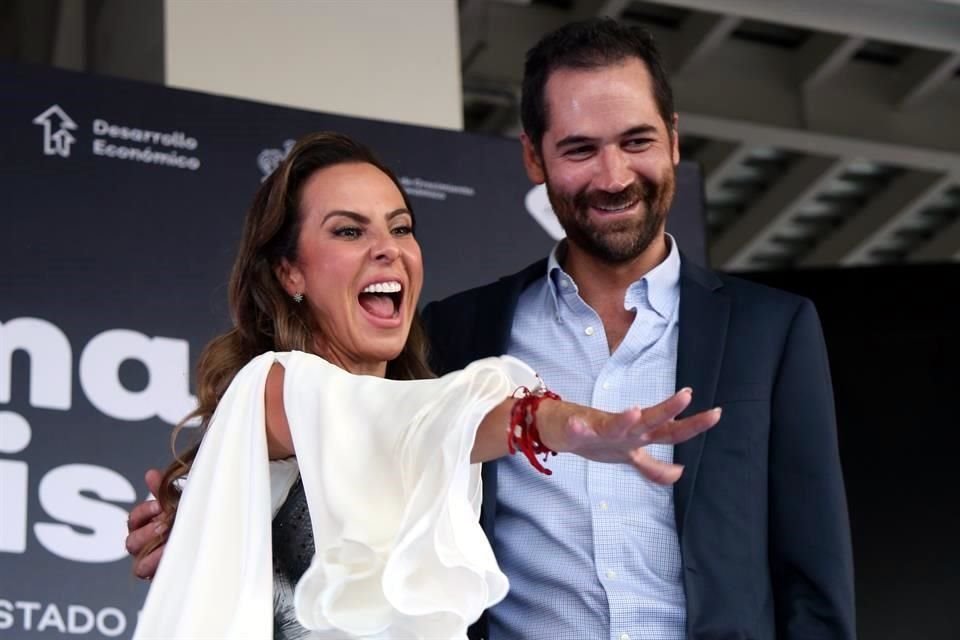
545, 167, 676, 264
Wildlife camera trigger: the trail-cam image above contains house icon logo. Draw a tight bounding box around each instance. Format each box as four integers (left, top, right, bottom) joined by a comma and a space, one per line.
32, 105, 78, 158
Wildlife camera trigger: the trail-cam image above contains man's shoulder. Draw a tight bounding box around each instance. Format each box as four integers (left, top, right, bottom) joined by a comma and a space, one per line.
424, 278, 503, 315
421, 259, 548, 374
423, 258, 548, 318
685, 260, 813, 316
680, 258, 817, 325
720, 271, 809, 305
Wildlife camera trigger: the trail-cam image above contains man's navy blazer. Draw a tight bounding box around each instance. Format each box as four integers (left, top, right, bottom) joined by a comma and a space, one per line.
422, 256, 855, 640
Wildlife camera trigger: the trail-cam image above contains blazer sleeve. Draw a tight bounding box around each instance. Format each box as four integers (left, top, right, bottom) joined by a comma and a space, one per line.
769, 298, 856, 639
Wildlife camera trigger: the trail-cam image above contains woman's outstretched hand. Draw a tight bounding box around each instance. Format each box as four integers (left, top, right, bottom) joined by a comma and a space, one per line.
537, 388, 721, 485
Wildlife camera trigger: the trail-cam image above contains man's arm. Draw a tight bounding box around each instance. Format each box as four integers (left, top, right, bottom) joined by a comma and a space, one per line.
769, 298, 856, 638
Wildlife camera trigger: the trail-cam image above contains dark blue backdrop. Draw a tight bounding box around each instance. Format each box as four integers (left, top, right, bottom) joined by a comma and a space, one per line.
0, 63, 706, 639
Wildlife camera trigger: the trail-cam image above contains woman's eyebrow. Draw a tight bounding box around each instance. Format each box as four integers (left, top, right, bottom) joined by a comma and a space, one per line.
321, 210, 370, 224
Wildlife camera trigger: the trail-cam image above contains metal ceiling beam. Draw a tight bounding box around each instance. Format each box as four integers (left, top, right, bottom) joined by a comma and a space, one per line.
637, 0, 960, 53
673, 50, 958, 152
895, 51, 960, 109
711, 155, 848, 270
800, 171, 949, 266
911, 209, 960, 262
680, 113, 960, 174
668, 13, 741, 75
795, 33, 864, 89
691, 139, 753, 201
469, 1, 960, 152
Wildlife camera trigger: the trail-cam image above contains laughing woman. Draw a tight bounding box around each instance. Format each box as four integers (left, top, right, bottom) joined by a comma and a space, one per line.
130, 133, 719, 640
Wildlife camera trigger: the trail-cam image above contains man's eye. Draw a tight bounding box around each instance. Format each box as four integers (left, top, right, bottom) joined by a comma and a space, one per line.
566, 146, 593, 157
334, 227, 362, 238
625, 138, 653, 149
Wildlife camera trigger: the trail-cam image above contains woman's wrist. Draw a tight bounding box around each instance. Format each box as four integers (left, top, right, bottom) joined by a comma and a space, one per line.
505, 387, 563, 474
529, 397, 568, 453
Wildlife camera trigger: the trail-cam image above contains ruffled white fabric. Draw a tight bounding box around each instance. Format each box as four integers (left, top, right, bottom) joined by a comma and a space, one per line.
134, 351, 539, 640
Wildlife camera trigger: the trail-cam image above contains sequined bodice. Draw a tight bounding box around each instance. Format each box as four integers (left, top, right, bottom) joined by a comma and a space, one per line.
272, 478, 314, 640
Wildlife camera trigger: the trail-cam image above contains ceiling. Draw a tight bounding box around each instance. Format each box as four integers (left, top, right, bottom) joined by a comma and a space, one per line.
460, 0, 960, 270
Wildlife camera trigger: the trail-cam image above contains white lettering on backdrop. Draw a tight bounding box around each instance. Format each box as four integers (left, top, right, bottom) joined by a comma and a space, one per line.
0, 317, 196, 563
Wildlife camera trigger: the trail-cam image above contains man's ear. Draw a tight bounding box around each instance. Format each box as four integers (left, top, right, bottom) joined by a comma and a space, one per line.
670, 113, 680, 166
274, 258, 303, 297
520, 133, 546, 185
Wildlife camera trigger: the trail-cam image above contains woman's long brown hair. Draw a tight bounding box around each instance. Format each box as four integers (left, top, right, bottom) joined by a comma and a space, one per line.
138, 132, 433, 562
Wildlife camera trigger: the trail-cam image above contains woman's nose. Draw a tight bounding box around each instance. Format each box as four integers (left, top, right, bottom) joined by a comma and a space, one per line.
370, 237, 401, 262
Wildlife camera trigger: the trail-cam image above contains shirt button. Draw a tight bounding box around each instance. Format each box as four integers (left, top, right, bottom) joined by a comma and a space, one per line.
599, 500, 608, 511
584, 326, 595, 336
620, 634, 631, 640
560, 279, 569, 288
606, 569, 617, 579
602, 381, 611, 390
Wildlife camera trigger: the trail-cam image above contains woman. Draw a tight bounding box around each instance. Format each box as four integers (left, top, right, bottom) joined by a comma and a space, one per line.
130, 133, 719, 639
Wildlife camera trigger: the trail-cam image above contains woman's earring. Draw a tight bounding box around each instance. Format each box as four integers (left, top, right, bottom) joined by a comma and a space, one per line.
293, 292, 304, 303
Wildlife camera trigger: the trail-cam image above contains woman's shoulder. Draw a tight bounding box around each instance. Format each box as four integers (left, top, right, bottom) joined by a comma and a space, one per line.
244, 350, 321, 370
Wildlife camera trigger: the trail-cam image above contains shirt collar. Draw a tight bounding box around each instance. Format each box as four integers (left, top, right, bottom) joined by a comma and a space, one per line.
544, 234, 681, 319
633, 233, 681, 318
545, 241, 572, 316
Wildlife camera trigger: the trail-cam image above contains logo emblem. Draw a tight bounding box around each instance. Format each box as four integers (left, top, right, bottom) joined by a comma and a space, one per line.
257, 139, 295, 181
33, 105, 78, 158
524, 184, 565, 240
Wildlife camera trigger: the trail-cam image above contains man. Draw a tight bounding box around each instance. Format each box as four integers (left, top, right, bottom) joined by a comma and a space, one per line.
128, 18, 854, 639
422, 18, 854, 640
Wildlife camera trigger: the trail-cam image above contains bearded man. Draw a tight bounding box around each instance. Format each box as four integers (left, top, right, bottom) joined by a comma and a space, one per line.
424, 17, 855, 640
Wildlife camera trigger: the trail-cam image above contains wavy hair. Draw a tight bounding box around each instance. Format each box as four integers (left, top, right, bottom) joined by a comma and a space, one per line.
139, 132, 433, 562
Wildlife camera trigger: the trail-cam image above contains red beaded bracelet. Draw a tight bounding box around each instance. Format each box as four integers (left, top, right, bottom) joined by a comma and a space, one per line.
508, 385, 561, 475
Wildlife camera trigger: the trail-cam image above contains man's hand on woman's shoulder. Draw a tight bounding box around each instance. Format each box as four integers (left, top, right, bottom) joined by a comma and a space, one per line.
125, 469, 168, 580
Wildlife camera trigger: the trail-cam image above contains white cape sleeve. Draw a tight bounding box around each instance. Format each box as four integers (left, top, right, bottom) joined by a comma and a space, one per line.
133, 351, 540, 640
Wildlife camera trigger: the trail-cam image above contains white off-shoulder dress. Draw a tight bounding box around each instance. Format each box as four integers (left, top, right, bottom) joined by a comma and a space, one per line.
133, 351, 540, 640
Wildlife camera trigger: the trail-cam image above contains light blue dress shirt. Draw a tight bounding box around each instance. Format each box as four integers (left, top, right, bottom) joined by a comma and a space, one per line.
489, 237, 685, 640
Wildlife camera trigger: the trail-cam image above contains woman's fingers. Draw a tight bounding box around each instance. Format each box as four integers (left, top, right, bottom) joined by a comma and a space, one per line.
637, 406, 722, 445
637, 388, 694, 429
603, 389, 720, 447
603, 388, 693, 440
559, 390, 721, 465
629, 449, 685, 485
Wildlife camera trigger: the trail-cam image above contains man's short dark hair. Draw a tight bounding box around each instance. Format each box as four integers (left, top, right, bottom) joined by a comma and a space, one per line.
520, 18, 675, 152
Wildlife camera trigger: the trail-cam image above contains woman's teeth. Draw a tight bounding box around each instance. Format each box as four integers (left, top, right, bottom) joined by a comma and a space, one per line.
361, 281, 402, 294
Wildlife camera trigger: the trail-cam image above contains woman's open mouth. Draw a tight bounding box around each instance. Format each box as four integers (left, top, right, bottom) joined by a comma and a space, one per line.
358, 280, 403, 324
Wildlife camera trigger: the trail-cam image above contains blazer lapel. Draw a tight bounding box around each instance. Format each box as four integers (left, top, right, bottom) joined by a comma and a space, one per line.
475, 258, 549, 360
673, 258, 730, 541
